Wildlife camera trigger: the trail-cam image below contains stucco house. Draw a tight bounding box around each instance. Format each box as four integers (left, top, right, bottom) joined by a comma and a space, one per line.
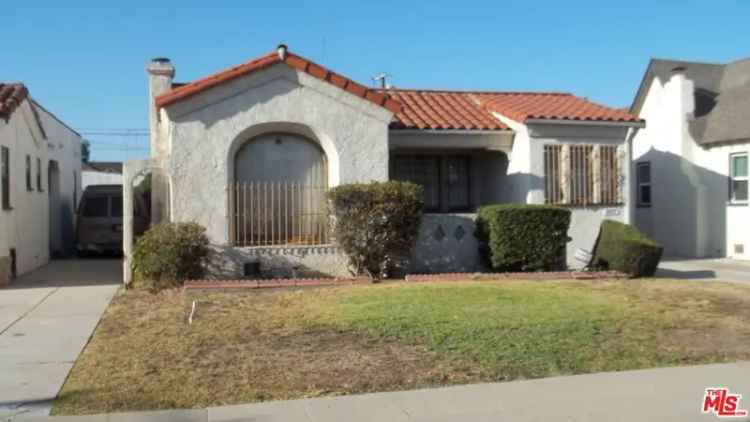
123, 45, 644, 282
0, 83, 82, 285
630, 58, 750, 260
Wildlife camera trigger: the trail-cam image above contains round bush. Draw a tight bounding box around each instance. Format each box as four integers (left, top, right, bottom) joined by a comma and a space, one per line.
591, 220, 663, 277
132, 222, 209, 291
476, 204, 571, 272
328, 181, 423, 280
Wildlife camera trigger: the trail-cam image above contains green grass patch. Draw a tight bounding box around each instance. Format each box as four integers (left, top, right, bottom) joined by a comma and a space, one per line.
325, 282, 670, 379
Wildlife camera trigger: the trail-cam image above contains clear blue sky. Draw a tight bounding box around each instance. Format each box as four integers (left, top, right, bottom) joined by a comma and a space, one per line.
4, 1, 749, 161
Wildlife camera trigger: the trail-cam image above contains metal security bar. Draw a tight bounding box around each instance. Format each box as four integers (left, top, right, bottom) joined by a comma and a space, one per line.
544, 145, 564, 204
599, 145, 619, 205
570, 145, 594, 205
544, 144, 620, 206
229, 181, 329, 246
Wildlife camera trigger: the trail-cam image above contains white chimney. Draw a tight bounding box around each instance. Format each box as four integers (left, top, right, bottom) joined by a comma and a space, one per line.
666, 65, 695, 155
146, 58, 175, 159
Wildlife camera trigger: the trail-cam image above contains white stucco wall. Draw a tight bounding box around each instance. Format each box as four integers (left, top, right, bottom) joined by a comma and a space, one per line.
494, 113, 632, 268
632, 71, 748, 259
0, 101, 50, 277
36, 102, 83, 256
161, 64, 392, 244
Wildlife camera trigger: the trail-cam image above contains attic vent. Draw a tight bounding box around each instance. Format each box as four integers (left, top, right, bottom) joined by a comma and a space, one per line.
734, 244, 745, 255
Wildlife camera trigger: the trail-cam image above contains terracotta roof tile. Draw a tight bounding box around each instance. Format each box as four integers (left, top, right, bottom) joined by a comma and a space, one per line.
0, 83, 29, 121
155, 49, 402, 114
383, 90, 509, 131
473, 92, 643, 124
382, 89, 642, 130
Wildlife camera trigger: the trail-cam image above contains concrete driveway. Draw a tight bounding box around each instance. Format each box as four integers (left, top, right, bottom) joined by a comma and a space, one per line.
0, 259, 120, 417
657, 258, 750, 284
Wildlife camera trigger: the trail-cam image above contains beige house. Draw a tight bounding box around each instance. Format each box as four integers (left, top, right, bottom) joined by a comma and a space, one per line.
123, 45, 644, 283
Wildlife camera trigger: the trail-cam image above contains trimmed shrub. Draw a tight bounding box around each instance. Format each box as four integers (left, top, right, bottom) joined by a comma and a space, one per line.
591, 220, 663, 277
328, 181, 423, 280
476, 204, 571, 272
132, 222, 209, 291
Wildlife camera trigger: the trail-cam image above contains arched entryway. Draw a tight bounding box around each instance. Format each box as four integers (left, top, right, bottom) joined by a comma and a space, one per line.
231, 132, 329, 246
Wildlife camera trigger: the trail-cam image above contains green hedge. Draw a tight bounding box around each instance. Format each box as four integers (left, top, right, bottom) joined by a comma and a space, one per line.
476, 204, 571, 272
591, 220, 663, 277
328, 181, 423, 280
132, 222, 209, 291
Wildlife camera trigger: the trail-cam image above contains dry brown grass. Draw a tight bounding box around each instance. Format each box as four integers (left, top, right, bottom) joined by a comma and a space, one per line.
52, 279, 750, 415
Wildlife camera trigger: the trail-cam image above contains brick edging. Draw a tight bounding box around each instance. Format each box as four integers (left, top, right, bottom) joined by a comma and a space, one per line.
185, 271, 628, 291
184, 277, 369, 290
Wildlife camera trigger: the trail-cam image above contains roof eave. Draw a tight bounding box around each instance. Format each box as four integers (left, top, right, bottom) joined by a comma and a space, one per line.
525, 118, 646, 128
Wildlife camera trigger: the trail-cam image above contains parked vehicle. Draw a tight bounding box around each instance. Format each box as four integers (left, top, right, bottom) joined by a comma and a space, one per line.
76, 185, 148, 255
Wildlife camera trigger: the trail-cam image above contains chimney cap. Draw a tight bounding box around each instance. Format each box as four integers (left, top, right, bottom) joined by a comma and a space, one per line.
146, 57, 175, 77
277, 44, 288, 60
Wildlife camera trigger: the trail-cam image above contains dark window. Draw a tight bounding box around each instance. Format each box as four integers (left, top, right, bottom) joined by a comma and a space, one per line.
637, 162, 651, 207
26, 155, 32, 191
82, 196, 109, 217
445, 157, 470, 210
36, 158, 43, 191
391, 155, 471, 212
1, 147, 9, 210
111, 196, 123, 217
730, 153, 748, 203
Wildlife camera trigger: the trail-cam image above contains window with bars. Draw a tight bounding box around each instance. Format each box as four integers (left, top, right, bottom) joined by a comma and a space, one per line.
544, 144, 620, 206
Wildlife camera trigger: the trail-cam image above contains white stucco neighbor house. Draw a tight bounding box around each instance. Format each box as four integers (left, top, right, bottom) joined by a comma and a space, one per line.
122, 44, 644, 283
630, 58, 750, 260
82, 161, 123, 190
0, 83, 82, 285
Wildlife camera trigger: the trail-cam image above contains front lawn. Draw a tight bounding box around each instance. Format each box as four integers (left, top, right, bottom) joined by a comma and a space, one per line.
53, 279, 750, 415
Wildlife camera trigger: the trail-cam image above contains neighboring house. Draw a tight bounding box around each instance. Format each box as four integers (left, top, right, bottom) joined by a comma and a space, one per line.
122, 45, 643, 282
82, 161, 123, 190
0, 83, 82, 285
630, 58, 750, 260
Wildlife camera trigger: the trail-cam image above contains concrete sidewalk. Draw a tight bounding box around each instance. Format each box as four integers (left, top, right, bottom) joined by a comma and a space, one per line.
0, 260, 120, 418
11, 361, 750, 421
657, 258, 750, 284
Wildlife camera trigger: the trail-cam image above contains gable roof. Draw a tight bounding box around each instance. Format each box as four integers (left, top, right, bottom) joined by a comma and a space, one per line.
0, 83, 29, 121
383, 89, 642, 131
631, 58, 750, 146
155, 48, 401, 113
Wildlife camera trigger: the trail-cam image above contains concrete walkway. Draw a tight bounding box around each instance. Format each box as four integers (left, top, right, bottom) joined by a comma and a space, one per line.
658, 258, 750, 284
0, 259, 120, 418
9, 361, 750, 421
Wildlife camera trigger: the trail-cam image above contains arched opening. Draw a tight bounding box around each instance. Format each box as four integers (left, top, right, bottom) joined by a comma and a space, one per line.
232, 132, 329, 246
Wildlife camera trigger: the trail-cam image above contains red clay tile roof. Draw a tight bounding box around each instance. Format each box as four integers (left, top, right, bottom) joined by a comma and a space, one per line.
155, 50, 401, 113
474, 92, 643, 124
383, 90, 509, 131
0, 83, 29, 120
381, 89, 642, 130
